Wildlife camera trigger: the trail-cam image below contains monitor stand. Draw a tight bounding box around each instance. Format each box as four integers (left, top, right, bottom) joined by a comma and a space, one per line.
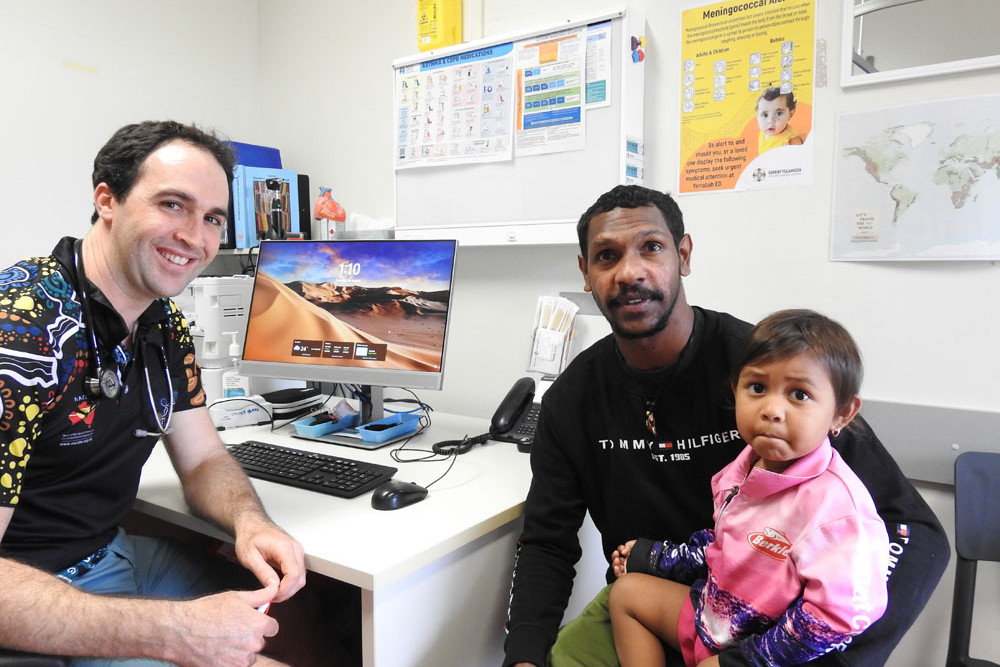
359, 385, 385, 423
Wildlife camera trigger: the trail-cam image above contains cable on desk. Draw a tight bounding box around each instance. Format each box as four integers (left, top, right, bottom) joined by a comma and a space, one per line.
388, 410, 436, 465
423, 446, 460, 490
430, 432, 490, 456
384, 398, 435, 414
383, 409, 463, 491
338, 385, 435, 415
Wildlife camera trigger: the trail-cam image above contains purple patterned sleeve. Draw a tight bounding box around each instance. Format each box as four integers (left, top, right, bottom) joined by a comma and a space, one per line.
738, 598, 854, 666
647, 528, 715, 584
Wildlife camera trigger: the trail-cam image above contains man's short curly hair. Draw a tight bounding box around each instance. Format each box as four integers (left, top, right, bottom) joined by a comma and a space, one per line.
577, 185, 685, 256
90, 120, 235, 223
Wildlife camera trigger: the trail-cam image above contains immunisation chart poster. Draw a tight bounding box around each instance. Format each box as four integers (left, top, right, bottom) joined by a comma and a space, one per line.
678, 0, 815, 194
514, 29, 587, 157
394, 43, 515, 169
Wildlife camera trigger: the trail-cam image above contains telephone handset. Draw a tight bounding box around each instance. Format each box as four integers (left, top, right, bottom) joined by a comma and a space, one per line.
491, 376, 555, 453
491, 377, 534, 434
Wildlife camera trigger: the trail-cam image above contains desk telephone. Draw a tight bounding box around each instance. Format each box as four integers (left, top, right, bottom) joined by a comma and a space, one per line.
490, 376, 555, 453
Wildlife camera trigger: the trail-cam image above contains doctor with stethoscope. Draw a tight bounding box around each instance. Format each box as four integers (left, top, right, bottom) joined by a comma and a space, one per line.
0, 123, 312, 665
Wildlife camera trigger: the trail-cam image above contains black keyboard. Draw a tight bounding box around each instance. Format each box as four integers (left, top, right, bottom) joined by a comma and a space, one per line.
228, 440, 397, 499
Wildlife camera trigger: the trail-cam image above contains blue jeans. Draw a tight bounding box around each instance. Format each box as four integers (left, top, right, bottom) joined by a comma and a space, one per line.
67, 529, 253, 666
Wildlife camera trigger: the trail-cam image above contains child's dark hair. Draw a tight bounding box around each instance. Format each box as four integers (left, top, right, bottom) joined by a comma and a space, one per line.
756, 87, 796, 112
733, 309, 862, 411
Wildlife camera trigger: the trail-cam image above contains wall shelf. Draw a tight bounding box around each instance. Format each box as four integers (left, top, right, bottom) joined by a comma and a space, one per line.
393, 220, 578, 246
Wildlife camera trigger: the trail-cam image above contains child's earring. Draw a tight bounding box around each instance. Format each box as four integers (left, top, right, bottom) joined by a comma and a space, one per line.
831, 428, 842, 438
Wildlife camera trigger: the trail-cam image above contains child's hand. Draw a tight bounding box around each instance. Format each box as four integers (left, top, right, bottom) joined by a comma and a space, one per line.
611, 539, 636, 578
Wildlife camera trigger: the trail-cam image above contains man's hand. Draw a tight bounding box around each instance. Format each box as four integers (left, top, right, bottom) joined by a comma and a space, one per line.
611, 539, 636, 578
233, 514, 306, 603
165, 583, 280, 667
162, 409, 306, 603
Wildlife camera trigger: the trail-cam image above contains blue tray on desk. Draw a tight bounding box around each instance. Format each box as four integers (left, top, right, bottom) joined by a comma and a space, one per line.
291, 413, 359, 438
289, 411, 422, 450
356, 413, 422, 444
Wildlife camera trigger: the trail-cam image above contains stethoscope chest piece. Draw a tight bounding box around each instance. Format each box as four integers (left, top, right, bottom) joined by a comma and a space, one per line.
85, 366, 122, 401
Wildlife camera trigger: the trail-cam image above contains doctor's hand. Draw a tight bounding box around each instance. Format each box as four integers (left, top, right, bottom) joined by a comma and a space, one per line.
233, 514, 306, 603
612, 539, 636, 578
167, 584, 279, 667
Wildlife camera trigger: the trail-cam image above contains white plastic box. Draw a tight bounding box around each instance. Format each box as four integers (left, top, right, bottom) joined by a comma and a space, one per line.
180, 276, 254, 369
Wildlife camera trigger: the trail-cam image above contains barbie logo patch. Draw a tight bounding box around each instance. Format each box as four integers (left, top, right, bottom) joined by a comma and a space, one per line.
748, 527, 792, 560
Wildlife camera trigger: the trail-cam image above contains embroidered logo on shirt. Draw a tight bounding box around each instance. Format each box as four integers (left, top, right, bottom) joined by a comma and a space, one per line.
748, 527, 791, 560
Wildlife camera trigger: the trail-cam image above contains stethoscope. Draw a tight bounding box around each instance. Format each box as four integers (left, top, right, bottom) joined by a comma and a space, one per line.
133, 343, 174, 439
73, 241, 174, 438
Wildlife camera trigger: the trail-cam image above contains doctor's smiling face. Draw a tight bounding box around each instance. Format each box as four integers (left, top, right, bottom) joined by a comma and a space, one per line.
94, 140, 229, 309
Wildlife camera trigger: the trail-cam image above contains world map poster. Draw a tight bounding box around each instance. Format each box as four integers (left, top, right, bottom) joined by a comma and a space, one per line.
831, 95, 1000, 260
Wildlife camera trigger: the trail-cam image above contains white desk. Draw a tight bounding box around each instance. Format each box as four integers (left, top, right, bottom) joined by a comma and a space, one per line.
134, 412, 532, 667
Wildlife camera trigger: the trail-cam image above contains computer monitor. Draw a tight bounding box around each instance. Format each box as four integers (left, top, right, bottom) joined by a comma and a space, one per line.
240, 239, 458, 422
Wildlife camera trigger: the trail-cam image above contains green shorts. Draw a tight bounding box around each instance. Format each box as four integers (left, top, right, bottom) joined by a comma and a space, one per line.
549, 583, 684, 667
549, 584, 619, 667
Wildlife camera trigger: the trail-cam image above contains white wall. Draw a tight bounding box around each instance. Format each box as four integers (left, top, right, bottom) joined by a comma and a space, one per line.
0, 0, 262, 270
5, 1, 999, 664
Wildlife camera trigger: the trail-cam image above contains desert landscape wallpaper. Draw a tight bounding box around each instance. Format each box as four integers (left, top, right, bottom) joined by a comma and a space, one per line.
243, 241, 456, 372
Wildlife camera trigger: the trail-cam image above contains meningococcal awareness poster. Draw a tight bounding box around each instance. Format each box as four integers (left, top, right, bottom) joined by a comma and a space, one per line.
679, 0, 815, 194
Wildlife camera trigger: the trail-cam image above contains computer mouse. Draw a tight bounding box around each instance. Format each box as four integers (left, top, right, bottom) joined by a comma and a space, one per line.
370, 479, 429, 510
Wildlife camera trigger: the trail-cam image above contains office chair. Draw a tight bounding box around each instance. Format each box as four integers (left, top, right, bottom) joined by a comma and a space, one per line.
945, 451, 1000, 667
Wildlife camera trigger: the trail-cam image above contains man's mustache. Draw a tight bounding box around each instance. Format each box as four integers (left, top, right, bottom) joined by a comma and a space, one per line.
607, 286, 664, 308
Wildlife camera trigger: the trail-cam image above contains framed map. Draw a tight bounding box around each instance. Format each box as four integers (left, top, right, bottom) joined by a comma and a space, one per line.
831, 95, 1000, 260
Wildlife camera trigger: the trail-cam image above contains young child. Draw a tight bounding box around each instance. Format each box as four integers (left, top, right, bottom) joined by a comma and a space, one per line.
608, 309, 890, 667
755, 87, 803, 154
